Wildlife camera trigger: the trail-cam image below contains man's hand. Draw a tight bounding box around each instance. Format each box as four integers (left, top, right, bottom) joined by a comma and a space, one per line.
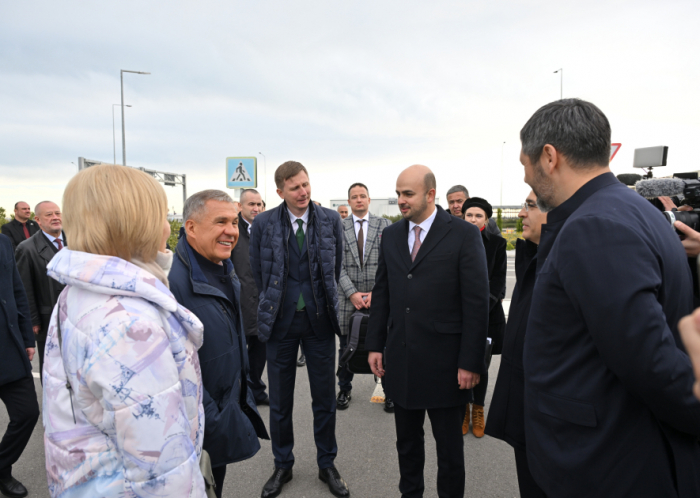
458, 369, 480, 390
364, 292, 372, 308
33, 325, 40, 334
679, 309, 700, 400
659, 196, 694, 212
349, 292, 369, 310
368, 352, 385, 377
674, 221, 700, 257
26, 348, 35, 361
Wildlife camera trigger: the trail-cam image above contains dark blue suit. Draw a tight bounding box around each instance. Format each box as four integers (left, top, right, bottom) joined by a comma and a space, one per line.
250, 202, 344, 470
524, 172, 700, 497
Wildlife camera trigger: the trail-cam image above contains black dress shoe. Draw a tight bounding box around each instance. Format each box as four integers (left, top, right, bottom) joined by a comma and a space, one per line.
336, 390, 351, 410
384, 398, 395, 413
297, 354, 306, 367
318, 466, 350, 497
261, 468, 293, 498
256, 396, 270, 406
0, 477, 28, 498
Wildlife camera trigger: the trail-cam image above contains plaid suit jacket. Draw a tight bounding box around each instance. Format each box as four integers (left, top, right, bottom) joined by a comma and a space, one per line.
337, 213, 391, 335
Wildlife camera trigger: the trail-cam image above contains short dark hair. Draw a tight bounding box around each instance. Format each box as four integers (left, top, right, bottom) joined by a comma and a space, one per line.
240, 188, 260, 203
348, 183, 369, 198
520, 98, 611, 169
446, 185, 469, 198
274, 161, 308, 189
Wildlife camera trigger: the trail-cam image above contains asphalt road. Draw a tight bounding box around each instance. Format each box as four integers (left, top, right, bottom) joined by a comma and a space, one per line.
3, 252, 521, 498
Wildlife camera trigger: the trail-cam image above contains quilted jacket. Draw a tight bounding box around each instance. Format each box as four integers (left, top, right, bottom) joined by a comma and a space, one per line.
43, 249, 206, 498
249, 201, 344, 341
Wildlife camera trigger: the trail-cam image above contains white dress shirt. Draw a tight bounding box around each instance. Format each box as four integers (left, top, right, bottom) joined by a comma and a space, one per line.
352, 213, 370, 259
408, 206, 437, 253
42, 230, 64, 250
241, 217, 252, 235
287, 207, 309, 234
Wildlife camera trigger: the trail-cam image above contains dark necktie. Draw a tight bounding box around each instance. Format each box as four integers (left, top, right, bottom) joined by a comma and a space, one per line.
356, 219, 365, 266
21, 222, 30, 239
411, 225, 422, 262
295, 219, 305, 310
55, 237, 63, 250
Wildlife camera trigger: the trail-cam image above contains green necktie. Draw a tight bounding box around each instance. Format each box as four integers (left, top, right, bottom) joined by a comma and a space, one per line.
296, 219, 306, 310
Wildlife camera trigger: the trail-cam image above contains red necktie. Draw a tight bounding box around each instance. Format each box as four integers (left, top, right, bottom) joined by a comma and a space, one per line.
21, 223, 30, 239
55, 237, 63, 250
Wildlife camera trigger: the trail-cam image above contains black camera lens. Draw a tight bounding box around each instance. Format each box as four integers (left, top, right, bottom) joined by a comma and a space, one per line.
664, 210, 700, 231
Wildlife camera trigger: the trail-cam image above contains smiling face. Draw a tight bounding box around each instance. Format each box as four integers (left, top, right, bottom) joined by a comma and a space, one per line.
519, 190, 547, 245
185, 200, 239, 264
396, 165, 436, 223
35, 202, 62, 237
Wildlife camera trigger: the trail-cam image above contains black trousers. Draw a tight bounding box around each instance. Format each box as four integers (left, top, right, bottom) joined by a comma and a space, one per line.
394, 403, 466, 498
514, 448, 547, 498
246, 334, 268, 402
0, 377, 39, 479
36, 336, 46, 385
337, 334, 353, 391
212, 464, 226, 498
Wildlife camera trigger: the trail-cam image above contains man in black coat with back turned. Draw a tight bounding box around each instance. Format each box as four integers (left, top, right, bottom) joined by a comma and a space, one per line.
521, 99, 700, 497
15, 201, 65, 381
232, 188, 268, 405
1, 202, 39, 251
0, 234, 40, 498
366, 164, 490, 498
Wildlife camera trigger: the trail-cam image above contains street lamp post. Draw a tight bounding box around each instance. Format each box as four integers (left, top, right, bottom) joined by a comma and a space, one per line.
112, 104, 131, 164
120, 69, 150, 166
259, 152, 267, 201
554, 68, 563, 99
500, 141, 506, 207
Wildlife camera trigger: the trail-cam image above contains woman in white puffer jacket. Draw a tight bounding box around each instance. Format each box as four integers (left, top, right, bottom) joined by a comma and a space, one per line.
42, 164, 207, 497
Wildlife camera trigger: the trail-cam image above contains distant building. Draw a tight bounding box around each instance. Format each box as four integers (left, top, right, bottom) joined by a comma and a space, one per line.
330, 197, 440, 217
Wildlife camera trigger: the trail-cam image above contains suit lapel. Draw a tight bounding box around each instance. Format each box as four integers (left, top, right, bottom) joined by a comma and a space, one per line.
36, 232, 57, 265
343, 217, 361, 267
410, 208, 452, 270
363, 214, 380, 259
394, 219, 413, 270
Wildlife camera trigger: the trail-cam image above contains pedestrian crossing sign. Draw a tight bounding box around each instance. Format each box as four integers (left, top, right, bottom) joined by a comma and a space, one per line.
226, 157, 257, 188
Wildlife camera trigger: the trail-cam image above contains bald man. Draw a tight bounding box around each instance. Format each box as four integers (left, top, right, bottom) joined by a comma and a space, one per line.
366, 165, 490, 498
336, 205, 349, 219
1, 202, 39, 251
15, 201, 66, 380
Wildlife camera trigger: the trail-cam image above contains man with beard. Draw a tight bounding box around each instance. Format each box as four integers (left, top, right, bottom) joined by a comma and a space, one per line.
521, 99, 700, 497
366, 164, 489, 498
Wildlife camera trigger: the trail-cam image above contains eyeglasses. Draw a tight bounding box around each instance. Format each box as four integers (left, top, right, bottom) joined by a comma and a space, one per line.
521, 202, 538, 212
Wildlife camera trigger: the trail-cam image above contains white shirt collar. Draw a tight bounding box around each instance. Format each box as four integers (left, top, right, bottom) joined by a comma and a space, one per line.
42, 230, 62, 241
408, 206, 437, 234
352, 212, 369, 224
287, 207, 309, 226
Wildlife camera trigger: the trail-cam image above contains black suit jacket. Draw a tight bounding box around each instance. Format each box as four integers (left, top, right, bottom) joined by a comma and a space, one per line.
365, 205, 490, 409
15, 231, 66, 340
231, 215, 259, 337
1, 218, 39, 251
524, 173, 700, 497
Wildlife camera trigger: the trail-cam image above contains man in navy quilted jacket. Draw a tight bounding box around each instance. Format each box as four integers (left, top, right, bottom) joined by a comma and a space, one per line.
250, 161, 348, 498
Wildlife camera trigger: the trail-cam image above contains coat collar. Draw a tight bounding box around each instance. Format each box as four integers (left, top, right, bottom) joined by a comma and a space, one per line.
545, 172, 618, 225
395, 205, 452, 270
33, 230, 62, 264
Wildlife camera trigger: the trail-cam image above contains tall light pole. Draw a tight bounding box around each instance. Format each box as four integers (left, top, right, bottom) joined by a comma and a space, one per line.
554, 68, 563, 99
112, 104, 131, 164
259, 152, 267, 201
120, 69, 150, 165
500, 141, 506, 207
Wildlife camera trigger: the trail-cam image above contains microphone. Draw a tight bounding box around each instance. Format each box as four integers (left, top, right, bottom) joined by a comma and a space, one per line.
634, 178, 686, 198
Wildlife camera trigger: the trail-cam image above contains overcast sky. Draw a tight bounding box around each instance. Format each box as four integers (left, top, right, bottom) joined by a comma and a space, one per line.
2, 0, 699, 214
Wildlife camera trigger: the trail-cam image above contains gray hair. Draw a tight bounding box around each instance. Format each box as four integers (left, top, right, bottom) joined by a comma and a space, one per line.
183, 189, 235, 222
520, 98, 611, 169
35, 200, 55, 216
446, 185, 469, 198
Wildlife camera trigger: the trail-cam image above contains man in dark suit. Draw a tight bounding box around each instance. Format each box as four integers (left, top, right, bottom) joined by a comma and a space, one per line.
1, 202, 39, 251
366, 164, 490, 498
485, 190, 547, 498
336, 182, 390, 411
0, 234, 40, 498
15, 201, 65, 381
232, 188, 268, 405
521, 99, 700, 497
250, 161, 349, 498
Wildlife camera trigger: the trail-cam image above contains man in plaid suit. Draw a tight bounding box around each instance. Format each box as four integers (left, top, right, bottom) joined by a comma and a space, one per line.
337, 183, 391, 411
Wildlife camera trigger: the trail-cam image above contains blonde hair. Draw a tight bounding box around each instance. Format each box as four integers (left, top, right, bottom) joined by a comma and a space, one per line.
63, 165, 167, 263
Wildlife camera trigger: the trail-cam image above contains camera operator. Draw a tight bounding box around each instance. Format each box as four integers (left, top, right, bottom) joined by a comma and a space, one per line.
659, 196, 700, 257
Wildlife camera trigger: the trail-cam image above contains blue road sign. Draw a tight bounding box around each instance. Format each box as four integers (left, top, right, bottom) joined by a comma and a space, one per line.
226, 157, 257, 188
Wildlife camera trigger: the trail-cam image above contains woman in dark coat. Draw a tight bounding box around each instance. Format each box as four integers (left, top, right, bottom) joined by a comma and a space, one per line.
461, 197, 506, 438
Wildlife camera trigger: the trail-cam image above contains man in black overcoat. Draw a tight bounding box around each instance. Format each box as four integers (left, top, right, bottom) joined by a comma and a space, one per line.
232, 188, 268, 405
1, 202, 39, 251
15, 201, 65, 381
521, 99, 700, 497
0, 234, 40, 498
366, 164, 490, 498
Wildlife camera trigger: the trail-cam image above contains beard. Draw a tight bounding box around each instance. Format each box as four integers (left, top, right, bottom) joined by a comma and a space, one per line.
402, 194, 429, 221
531, 162, 557, 213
